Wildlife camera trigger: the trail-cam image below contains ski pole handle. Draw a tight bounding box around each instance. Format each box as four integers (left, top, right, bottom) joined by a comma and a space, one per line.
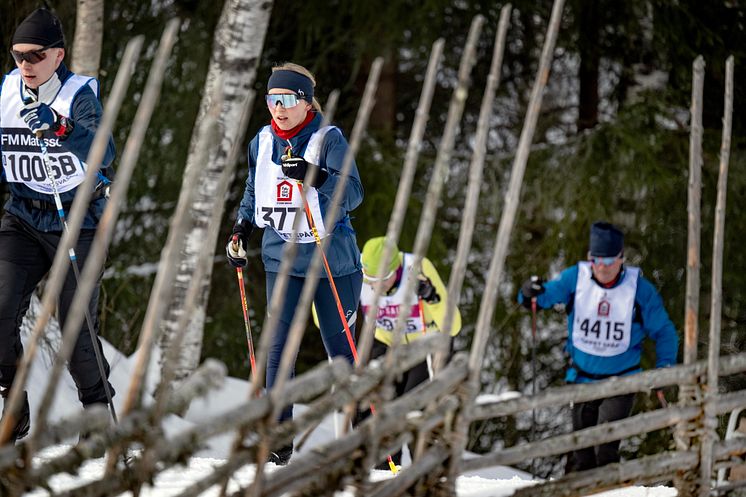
656, 389, 668, 408
231, 233, 239, 252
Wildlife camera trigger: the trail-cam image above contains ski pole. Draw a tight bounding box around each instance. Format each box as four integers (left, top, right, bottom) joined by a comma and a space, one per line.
231, 235, 257, 374
418, 297, 434, 379
294, 180, 358, 363
530, 292, 538, 479
35, 130, 118, 424
656, 389, 668, 409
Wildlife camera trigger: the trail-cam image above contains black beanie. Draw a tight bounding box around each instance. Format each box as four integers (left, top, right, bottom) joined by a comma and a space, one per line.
12, 8, 65, 48
589, 221, 624, 257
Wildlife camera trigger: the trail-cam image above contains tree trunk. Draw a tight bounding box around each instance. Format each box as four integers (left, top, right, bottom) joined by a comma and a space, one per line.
367, 50, 398, 132
71, 0, 104, 78
577, 0, 600, 131
157, 0, 273, 389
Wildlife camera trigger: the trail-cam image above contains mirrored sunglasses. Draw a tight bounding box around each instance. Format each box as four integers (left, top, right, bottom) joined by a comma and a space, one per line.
10, 41, 61, 65
590, 255, 620, 266
265, 93, 303, 109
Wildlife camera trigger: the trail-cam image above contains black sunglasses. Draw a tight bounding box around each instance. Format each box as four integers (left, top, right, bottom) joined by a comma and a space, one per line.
10, 41, 62, 65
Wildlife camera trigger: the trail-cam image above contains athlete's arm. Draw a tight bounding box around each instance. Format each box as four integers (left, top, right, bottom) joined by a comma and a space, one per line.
315, 129, 363, 212
64, 87, 115, 168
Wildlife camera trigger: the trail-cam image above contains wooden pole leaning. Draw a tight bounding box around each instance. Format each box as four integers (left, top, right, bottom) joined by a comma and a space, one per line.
355, 38, 444, 369
436, 3, 512, 372
412, 8, 512, 473
0, 35, 144, 446
382, 15, 483, 382
699, 54, 734, 497
23, 361, 226, 494
98, 19, 182, 471
443, 0, 565, 489
129, 96, 235, 496
181, 339, 443, 497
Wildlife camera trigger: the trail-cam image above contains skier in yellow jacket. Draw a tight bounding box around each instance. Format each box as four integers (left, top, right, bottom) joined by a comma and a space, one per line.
359, 236, 461, 467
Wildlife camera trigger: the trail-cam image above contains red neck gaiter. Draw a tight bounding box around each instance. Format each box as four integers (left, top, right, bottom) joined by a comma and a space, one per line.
271, 111, 315, 140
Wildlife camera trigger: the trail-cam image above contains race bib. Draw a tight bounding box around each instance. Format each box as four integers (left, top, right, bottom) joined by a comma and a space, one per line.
572, 262, 639, 357
363, 302, 423, 335
360, 253, 425, 335
1, 133, 86, 193
254, 126, 336, 243
0, 71, 96, 194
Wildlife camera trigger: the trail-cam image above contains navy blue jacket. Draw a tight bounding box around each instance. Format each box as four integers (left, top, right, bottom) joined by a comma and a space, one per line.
518, 263, 679, 383
237, 113, 363, 277
0, 63, 116, 231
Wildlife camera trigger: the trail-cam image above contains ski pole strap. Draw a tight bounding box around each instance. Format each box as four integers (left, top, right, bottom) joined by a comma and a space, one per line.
571, 363, 641, 381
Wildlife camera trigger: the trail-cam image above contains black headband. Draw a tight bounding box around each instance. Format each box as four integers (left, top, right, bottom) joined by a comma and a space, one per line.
267, 70, 313, 102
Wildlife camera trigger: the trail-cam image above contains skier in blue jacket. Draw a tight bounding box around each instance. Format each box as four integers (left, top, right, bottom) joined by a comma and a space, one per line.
0, 8, 116, 443
519, 221, 678, 471
226, 62, 363, 466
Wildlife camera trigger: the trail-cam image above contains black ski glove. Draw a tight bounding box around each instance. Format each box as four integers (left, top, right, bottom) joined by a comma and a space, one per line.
226, 219, 253, 268
520, 275, 544, 309
281, 155, 328, 188
417, 277, 440, 304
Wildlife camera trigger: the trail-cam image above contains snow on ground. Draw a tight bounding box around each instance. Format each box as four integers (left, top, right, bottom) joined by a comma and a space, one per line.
19, 331, 677, 496
25, 446, 677, 497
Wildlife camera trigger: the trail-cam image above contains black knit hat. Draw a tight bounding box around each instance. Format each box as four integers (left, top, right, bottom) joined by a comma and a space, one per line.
12, 8, 65, 48
589, 221, 624, 257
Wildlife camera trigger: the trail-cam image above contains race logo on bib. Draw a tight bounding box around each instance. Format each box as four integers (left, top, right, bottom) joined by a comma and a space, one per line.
276, 180, 293, 202
598, 298, 610, 317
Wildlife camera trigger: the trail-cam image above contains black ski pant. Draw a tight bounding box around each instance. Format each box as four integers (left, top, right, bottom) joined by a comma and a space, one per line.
367, 338, 448, 468
265, 270, 361, 424
0, 213, 114, 406
569, 393, 635, 472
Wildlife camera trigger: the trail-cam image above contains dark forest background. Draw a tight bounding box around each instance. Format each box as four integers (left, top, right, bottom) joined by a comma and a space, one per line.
3, 0, 745, 477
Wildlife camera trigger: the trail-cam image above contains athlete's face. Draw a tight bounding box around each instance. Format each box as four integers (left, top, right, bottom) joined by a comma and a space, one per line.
267, 88, 312, 130
12, 44, 64, 89
589, 253, 624, 284
364, 270, 398, 294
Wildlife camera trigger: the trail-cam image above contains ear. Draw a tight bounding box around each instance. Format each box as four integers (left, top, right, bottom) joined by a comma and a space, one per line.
55, 48, 65, 65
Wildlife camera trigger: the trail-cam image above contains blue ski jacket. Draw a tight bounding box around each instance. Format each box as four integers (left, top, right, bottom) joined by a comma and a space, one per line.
518, 263, 679, 383
236, 113, 363, 278
0, 63, 116, 232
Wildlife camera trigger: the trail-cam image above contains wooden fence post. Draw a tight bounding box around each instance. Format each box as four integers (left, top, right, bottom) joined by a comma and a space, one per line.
700, 54, 734, 496
675, 54, 705, 496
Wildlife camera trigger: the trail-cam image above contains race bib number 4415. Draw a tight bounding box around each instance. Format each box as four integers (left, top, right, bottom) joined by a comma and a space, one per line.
572, 317, 631, 357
